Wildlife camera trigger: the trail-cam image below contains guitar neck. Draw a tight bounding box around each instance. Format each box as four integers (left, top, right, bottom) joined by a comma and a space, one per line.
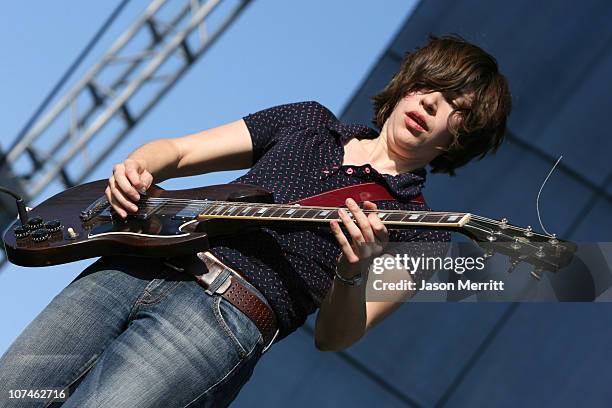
191, 200, 471, 229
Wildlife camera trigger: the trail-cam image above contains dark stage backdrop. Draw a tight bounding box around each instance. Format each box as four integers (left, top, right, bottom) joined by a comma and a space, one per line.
234, 1, 612, 407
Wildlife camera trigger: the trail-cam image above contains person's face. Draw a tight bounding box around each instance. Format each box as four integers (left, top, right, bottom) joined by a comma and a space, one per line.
384, 90, 470, 161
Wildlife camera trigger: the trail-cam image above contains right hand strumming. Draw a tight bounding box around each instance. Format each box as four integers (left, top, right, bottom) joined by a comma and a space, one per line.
105, 158, 153, 218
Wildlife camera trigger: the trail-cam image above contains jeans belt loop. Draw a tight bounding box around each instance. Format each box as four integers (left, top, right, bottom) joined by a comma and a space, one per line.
203, 268, 232, 295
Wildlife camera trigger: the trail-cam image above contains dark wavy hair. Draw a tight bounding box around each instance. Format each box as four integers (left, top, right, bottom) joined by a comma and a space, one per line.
371, 35, 512, 176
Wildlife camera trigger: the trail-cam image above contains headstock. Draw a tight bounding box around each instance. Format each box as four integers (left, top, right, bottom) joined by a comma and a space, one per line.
459, 215, 577, 279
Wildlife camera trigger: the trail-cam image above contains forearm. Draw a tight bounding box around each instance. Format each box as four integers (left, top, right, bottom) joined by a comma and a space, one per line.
126, 119, 254, 184
314, 270, 368, 352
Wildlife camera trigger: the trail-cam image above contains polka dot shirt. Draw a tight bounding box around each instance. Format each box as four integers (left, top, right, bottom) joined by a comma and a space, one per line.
208, 101, 450, 341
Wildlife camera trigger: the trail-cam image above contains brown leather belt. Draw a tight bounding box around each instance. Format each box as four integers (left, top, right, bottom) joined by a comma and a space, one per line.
165, 252, 278, 349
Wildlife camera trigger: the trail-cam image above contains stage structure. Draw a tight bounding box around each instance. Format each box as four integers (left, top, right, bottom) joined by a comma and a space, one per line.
0, 0, 251, 267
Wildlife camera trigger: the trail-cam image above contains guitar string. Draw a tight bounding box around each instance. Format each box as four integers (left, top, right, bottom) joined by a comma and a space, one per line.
461, 223, 543, 251
137, 197, 465, 216
110, 197, 554, 240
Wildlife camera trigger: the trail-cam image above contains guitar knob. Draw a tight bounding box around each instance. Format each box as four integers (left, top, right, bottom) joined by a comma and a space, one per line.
524, 226, 534, 237
67, 227, 79, 239
13, 225, 29, 239
530, 267, 543, 281
499, 218, 508, 229
510, 238, 521, 250
483, 248, 495, 259
31, 228, 49, 242
27, 216, 44, 231
44, 219, 62, 233
535, 246, 545, 258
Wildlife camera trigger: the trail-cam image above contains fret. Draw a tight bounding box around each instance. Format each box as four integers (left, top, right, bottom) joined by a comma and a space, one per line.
213, 205, 226, 215
254, 206, 270, 216
299, 208, 321, 219
316, 209, 334, 219
420, 214, 447, 223
323, 209, 339, 219
265, 207, 287, 218
173, 201, 211, 220
239, 205, 252, 215
383, 212, 410, 222
291, 208, 312, 219
242, 206, 262, 217
225, 205, 240, 215
283, 207, 300, 216
219, 204, 239, 216
202, 205, 223, 215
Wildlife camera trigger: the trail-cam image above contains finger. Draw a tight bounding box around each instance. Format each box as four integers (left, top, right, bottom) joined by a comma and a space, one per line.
345, 198, 375, 243
109, 175, 138, 215
338, 207, 364, 247
364, 203, 389, 244
329, 220, 359, 264
113, 164, 140, 201
124, 161, 144, 192
363, 200, 378, 211
140, 171, 154, 192
106, 184, 127, 218
339, 207, 375, 259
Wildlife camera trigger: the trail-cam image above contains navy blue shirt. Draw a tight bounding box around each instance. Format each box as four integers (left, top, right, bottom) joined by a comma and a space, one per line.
208, 101, 449, 340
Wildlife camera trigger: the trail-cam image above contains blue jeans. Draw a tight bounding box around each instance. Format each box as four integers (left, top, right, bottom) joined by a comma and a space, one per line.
0, 256, 269, 407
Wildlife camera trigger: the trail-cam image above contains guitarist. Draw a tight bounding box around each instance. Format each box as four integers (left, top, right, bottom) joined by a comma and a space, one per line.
0, 35, 511, 407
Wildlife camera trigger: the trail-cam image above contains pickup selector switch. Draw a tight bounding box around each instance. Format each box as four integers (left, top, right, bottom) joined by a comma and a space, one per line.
31, 228, 49, 242
44, 220, 62, 233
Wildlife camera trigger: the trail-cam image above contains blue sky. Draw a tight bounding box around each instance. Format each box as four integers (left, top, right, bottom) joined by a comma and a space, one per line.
0, 0, 419, 354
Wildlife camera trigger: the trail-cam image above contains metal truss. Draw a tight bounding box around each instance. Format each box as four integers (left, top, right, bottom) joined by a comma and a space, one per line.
5, 0, 251, 201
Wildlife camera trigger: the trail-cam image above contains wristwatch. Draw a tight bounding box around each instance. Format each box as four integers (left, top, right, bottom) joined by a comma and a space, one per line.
334, 268, 364, 286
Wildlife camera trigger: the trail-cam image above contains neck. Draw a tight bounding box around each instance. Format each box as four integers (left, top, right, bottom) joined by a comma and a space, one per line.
365, 123, 430, 174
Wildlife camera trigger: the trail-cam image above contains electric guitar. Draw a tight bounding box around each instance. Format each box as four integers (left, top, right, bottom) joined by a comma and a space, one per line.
2, 180, 576, 279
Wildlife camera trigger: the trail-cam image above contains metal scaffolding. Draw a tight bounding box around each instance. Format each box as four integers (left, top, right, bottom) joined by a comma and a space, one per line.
5, 0, 250, 200
1, 0, 251, 268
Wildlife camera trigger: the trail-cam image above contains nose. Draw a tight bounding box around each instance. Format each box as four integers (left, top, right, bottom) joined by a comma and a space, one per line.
420, 93, 438, 116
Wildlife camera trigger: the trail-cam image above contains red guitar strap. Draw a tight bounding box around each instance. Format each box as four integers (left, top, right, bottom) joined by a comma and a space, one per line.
288, 182, 425, 207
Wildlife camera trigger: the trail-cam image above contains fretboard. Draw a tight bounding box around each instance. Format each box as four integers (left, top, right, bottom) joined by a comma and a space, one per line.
188, 200, 470, 228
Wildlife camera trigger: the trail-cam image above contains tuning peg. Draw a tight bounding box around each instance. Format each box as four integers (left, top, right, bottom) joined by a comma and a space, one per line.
530, 267, 543, 281
499, 218, 508, 229
524, 226, 534, 237
548, 233, 559, 246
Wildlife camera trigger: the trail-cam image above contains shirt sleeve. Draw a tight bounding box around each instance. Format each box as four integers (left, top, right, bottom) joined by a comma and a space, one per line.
242, 100, 336, 164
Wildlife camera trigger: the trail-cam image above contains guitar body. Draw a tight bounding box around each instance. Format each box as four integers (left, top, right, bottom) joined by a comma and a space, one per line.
3, 180, 274, 267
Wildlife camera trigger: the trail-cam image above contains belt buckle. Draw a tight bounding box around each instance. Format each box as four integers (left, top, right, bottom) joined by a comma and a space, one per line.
196, 252, 232, 295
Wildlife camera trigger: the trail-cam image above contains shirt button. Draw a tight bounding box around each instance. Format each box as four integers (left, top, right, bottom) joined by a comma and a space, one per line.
345, 168, 354, 175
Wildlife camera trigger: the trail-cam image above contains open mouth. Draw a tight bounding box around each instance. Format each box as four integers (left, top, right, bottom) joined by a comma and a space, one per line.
405, 112, 429, 132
